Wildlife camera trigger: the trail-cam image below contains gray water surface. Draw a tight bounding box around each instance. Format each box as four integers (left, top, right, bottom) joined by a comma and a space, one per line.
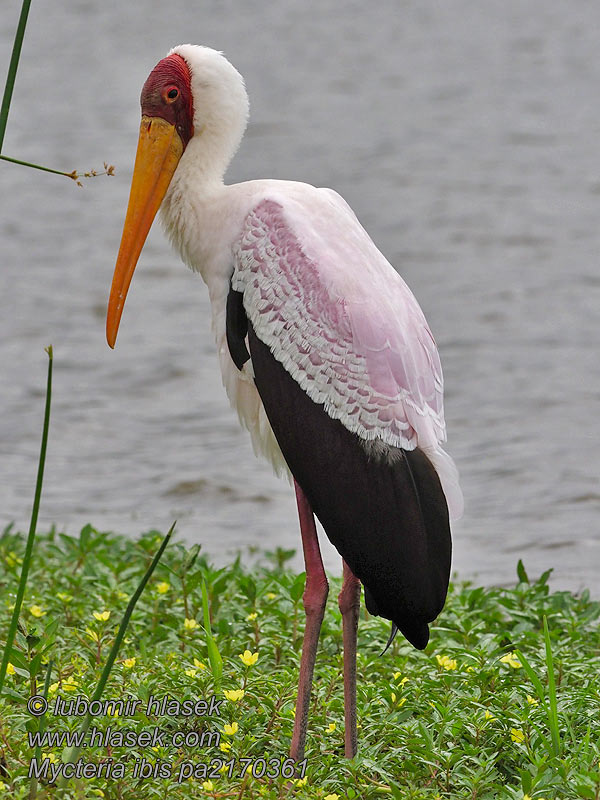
1, 1, 599, 592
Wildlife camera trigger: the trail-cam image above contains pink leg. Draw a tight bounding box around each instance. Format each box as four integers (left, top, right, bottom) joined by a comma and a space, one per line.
290, 480, 329, 761
338, 559, 361, 758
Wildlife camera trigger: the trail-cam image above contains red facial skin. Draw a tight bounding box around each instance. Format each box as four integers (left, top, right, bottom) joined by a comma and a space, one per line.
140, 54, 194, 149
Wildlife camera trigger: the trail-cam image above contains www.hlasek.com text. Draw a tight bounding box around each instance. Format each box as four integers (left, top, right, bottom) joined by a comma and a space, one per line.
28, 724, 220, 750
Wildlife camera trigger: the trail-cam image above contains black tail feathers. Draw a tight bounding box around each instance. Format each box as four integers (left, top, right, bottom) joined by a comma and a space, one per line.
380, 623, 399, 656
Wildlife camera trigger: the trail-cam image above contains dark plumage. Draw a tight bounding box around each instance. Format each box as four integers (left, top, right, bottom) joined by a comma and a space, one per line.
226, 283, 451, 650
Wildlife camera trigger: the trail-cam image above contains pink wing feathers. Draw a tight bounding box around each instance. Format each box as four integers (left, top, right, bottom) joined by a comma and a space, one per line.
232, 190, 463, 519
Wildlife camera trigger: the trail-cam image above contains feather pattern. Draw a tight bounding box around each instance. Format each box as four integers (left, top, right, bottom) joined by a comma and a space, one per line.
231, 190, 463, 519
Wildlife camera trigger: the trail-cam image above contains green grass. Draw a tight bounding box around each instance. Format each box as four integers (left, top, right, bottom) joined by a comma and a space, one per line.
1, 527, 599, 799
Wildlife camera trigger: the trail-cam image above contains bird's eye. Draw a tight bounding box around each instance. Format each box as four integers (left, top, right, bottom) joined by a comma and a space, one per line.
166, 87, 179, 101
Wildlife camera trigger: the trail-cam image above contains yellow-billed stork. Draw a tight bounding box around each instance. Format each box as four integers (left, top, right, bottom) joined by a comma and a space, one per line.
106, 45, 463, 760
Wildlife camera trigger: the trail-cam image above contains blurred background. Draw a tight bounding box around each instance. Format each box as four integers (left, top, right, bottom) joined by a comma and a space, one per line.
1, 0, 598, 591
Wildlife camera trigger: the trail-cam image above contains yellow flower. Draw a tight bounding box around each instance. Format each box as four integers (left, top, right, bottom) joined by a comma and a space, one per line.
266, 592, 277, 601
42, 752, 58, 763
436, 654, 457, 670
193, 658, 206, 670
57, 592, 73, 603
224, 689, 245, 702
107, 707, 119, 717
219, 741, 232, 753
295, 777, 307, 787
157, 581, 170, 594
85, 628, 100, 643
326, 722, 336, 733
48, 682, 59, 694
30, 605, 46, 618
510, 727, 525, 743
184, 618, 198, 631
122, 658, 136, 669
239, 649, 259, 667
526, 695, 539, 705
6, 663, 15, 676
324, 795, 340, 800
224, 722, 238, 736
246, 612, 258, 621
5, 552, 22, 568
484, 710, 496, 720
93, 610, 111, 622
63, 680, 79, 692
202, 779, 214, 791
500, 652, 521, 669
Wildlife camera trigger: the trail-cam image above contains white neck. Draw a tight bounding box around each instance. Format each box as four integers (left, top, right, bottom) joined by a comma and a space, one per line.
180, 116, 245, 188
160, 141, 247, 297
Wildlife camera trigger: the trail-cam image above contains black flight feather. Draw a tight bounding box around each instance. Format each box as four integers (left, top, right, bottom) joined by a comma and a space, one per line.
225, 298, 452, 651
226, 284, 250, 370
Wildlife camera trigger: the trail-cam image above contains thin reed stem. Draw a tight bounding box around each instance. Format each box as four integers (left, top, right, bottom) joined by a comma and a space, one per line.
0, 6, 115, 182
0, 346, 52, 696
28, 658, 53, 800
0, 153, 77, 179
0, 0, 32, 153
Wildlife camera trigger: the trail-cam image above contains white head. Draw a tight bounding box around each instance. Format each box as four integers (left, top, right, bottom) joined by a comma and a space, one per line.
168, 45, 249, 180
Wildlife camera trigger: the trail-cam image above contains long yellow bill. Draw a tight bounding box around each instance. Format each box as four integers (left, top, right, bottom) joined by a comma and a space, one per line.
106, 115, 184, 348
